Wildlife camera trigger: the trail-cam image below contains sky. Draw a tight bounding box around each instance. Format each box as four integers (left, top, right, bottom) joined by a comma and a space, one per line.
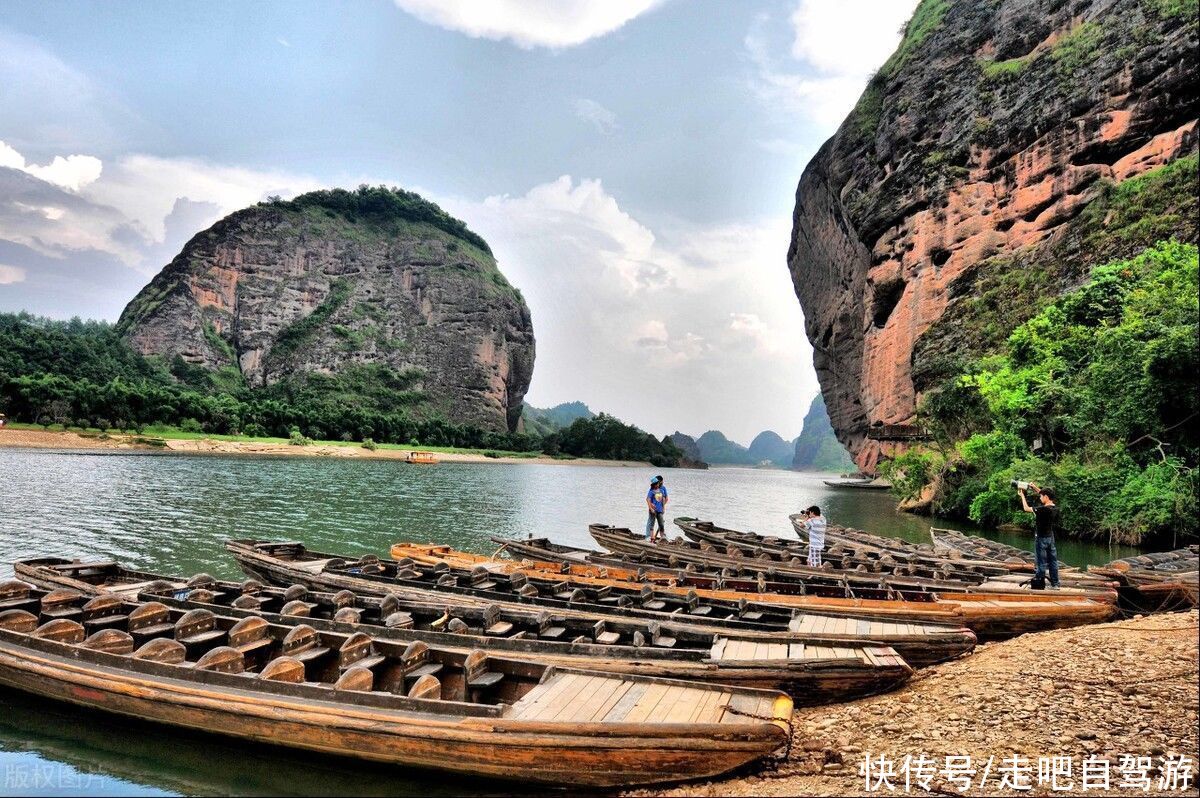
0, 0, 918, 444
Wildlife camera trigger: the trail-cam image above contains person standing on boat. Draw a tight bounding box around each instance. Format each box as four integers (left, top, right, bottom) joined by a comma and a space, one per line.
1018, 483, 1060, 589
645, 475, 669, 542
802, 505, 826, 567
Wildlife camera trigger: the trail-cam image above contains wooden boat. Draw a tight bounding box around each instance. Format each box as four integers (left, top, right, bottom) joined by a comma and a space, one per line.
405, 451, 438, 465
785, 516, 1111, 591
0, 580, 791, 787
9, 560, 917, 697
598, 522, 1025, 592
604, 522, 1117, 600
931, 527, 1046, 568
387, 539, 1119, 638
502, 531, 1005, 598
822, 478, 891, 490
1087, 546, 1199, 613
223, 541, 986, 660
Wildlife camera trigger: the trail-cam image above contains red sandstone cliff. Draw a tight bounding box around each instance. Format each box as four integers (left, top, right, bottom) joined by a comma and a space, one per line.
788, 0, 1197, 473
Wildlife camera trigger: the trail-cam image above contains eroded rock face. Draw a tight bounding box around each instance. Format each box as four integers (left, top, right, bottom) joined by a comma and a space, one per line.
119, 195, 535, 432
788, 0, 1197, 473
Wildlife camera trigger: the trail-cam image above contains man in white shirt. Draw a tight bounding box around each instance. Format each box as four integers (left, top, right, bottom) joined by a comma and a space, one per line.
801, 505, 826, 567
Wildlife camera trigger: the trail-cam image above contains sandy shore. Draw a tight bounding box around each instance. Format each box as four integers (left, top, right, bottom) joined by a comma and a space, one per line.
633, 610, 1199, 797
0, 427, 648, 467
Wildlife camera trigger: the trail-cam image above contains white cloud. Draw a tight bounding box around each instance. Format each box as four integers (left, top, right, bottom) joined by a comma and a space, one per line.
0, 139, 319, 269
441, 176, 814, 441
746, 1, 918, 135
0, 264, 26, 285
573, 98, 618, 135
789, 0, 914, 76
84, 154, 321, 245
391, 0, 663, 48
0, 140, 102, 192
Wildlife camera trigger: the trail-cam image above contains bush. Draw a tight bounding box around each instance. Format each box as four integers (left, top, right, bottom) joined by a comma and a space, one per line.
906, 240, 1199, 544
179, 418, 203, 433
288, 427, 311, 446
361, 437, 377, 451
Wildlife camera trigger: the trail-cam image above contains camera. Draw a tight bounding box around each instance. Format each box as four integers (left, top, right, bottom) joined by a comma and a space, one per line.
1010, 479, 1031, 491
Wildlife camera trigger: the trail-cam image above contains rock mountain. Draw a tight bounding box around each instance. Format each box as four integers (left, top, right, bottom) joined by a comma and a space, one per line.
788, 0, 1197, 472
118, 187, 535, 432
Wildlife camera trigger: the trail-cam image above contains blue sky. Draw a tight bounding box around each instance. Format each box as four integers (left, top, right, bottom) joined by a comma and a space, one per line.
0, 0, 917, 443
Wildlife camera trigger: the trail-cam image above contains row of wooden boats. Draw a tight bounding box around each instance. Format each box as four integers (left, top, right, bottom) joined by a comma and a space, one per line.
1, 559, 794, 787
1, 519, 1186, 787
929, 529, 1198, 612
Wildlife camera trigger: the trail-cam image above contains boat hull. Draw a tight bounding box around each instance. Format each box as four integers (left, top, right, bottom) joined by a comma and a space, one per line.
0, 631, 787, 788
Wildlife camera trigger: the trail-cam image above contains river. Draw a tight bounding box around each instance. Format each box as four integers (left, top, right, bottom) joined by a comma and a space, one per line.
0, 448, 1140, 795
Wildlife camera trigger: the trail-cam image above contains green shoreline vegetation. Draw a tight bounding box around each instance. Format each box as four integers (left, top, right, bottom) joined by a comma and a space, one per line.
0, 312, 687, 467
885, 240, 1198, 546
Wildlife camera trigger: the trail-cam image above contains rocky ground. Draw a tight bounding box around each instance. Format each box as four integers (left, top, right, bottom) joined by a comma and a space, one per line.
635, 611, 1199, 797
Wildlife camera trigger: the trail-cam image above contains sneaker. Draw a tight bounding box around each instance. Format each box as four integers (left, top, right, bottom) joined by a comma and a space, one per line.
1048, 584, 1061, 590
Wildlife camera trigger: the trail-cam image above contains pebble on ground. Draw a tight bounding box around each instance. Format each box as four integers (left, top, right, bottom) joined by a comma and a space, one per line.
631, 610, 1199, 797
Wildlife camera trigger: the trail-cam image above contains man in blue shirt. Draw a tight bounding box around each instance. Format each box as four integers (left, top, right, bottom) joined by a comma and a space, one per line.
645, 475, 669, 542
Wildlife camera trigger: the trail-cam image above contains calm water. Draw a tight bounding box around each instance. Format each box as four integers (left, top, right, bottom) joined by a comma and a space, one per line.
0, 448, 1141, 796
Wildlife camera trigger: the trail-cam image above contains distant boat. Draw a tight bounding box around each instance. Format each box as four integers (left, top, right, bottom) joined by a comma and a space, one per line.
823, 477, 891, 490
405, 451, 438, 465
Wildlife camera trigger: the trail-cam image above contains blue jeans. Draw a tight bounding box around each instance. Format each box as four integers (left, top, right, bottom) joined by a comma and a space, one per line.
1035, 536, 1060, 587
646, 511, 665, 538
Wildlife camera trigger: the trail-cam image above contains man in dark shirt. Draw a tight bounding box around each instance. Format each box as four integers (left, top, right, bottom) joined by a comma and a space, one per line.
1018, 482, 1060, 589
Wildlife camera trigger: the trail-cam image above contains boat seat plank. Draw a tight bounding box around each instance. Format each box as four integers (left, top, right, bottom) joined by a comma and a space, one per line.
130, 623, 174, 640
108, 580, 168, 597
485, 621, 514, 637
39, 607, 83, 622
178, 629, 225, 647
405, 662, 444, 683
83, 615, 129, 632
292, 646, 331, 663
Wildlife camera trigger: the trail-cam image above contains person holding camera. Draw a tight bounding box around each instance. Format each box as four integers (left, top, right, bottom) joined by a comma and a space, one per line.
799, 505, 826, 567
1016, 481, 1060, 589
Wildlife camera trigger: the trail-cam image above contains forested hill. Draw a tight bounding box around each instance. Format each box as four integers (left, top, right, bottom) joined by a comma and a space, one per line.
119, 185, 535, 433
522, 401, 595, 436
792, 394, 856, 473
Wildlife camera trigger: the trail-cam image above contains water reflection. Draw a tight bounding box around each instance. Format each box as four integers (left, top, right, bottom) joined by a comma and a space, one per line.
0, 689, 495, 797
